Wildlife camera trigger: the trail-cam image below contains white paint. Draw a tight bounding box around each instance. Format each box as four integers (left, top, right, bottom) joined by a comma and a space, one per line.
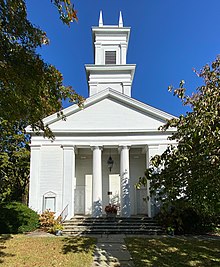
119, 11, 123, 27
39, 146, 63, 217
85, 174, 92, 215
137, 189, 148, 214
28, 145, 40, 212
92, 146, 103, 217
109, 174, 121, 206
74, 186, 85, 214
62, 145, 75, 219
120, 146, 131, 217
99, 10, 103, 27
50, 97, 165, 132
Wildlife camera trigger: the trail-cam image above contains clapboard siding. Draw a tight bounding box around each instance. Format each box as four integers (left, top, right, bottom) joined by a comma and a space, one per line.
39, 146, 63, 215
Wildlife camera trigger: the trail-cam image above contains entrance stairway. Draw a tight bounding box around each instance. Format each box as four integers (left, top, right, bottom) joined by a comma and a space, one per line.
62, 216, 164, 235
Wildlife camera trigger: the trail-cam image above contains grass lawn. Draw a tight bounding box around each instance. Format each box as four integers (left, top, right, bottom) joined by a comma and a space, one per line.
0, 234, 96, 267
125, 236, 220, 267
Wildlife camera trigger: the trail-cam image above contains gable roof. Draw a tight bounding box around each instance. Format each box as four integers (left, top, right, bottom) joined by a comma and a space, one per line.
26, 88, 176, 134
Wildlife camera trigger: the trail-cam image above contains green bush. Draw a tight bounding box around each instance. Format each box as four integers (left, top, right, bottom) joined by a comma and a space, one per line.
155, 201, 219, 234
0, 202, 39, 234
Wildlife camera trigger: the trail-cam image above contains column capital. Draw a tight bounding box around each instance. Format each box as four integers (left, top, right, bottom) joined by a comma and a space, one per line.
120, 42, 127, 47
91, 146, 103, 151
118, 145, 130, 153
62, 145, 76, 151
30, 144, 41, 150
147, 144, 159, 150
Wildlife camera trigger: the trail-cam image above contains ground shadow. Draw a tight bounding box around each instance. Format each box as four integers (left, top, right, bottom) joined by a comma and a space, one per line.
62, 236, 96, 254
0, 234, 15, 264
125, 236, 220, 267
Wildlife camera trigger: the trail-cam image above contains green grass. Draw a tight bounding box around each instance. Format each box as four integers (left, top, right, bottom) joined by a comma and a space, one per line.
0, 234, 96, 267
125, 236, 220, 267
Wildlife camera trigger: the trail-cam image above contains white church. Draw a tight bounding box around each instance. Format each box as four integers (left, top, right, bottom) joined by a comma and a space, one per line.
27, 12, 176, 220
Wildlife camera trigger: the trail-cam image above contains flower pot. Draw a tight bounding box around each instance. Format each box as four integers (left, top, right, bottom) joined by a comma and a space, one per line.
55, 230, 63, 236
106, 212, 117, 219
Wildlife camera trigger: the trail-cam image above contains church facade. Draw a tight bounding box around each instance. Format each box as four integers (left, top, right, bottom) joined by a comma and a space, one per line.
27, 12, 176, 220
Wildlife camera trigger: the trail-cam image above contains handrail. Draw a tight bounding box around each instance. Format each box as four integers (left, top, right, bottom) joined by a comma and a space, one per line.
59, 204, 69, 222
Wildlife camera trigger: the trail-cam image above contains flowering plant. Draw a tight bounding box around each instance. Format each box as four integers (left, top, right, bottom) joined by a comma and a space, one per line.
105, 203, 118, 214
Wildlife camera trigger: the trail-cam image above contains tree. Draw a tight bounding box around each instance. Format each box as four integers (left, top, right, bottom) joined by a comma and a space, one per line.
0, 1, 81, 202
0, 0, 83, 137
138, 57, 220, 222
0, 119, 30, 203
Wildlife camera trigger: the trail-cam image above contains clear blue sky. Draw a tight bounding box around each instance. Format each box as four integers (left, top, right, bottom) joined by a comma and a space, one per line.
26, 0, 220, 116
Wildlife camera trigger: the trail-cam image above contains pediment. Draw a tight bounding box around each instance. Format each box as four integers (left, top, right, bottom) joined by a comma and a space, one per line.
44, 89, 175, 133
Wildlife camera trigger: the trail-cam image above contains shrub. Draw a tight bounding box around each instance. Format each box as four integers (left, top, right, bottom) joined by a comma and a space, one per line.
0, 202, 39, 234
39, 210, 63, 234
155, 201, 218, 234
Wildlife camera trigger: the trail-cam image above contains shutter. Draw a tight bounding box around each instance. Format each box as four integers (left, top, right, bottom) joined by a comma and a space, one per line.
105, 51, 116, 64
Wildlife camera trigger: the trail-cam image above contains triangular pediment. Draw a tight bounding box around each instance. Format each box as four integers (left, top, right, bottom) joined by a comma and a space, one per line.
27, 89, 175, 134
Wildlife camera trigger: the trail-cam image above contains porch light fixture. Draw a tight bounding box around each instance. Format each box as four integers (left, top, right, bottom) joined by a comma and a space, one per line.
107, 156, 114, 172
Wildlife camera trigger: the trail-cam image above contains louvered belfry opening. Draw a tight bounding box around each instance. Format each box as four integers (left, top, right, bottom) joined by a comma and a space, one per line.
105, 51, 116, 64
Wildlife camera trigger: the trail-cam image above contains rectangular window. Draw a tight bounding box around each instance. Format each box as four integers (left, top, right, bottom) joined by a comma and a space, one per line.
44, 197, 55, 212
105, 51, 116, 64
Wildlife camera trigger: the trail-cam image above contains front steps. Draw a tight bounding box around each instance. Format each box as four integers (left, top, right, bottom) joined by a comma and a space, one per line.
62, 216, 164, 235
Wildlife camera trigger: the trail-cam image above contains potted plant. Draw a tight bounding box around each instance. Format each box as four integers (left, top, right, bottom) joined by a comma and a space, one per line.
105, 203, 118, 218
167, 226, 175, 236
51, 223, 64, 236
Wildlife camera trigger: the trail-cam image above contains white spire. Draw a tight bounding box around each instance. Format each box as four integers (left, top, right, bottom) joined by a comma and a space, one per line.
99, 10, 103, 27
119, 11, 123, 27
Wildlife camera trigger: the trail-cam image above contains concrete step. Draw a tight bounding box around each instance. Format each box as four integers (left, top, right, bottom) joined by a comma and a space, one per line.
62, 216, 164, 236
63, 229, 164, 235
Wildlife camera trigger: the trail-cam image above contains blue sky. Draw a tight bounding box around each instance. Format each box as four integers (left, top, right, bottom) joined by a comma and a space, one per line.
27, 0, 220, 116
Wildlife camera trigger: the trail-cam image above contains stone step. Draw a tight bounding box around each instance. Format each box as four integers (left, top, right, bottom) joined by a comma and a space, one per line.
62, 216, 164, 235
63, 229, 164, 235
63, 226, 162, 231
63, 221, 161, 226
68, 217, 156, 221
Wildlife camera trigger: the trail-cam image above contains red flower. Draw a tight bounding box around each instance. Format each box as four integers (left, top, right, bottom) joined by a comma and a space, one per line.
105, 204, 118, 214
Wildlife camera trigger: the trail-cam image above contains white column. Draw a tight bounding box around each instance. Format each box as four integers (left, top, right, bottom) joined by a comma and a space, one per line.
119, 146, 131, 217
120, 42, 127, 64
146, 145, 159, 218
122, 82, 132, 97
62, 145, 75, 220
29, 145, 41, 212
91, 146, 103, 217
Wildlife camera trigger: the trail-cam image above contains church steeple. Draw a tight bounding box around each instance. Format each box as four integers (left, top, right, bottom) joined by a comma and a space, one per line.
85, 12, 136, 97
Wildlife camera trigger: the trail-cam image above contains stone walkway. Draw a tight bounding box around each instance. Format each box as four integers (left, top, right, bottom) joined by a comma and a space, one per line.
91, 234, 135, 267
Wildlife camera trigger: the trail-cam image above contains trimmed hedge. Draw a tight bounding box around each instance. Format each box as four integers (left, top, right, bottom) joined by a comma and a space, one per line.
0, 202, 39, 234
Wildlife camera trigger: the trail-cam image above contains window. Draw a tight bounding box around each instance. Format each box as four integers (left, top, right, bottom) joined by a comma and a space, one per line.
105, 51, 116, 64
43, 191, 56, 212
44, 197, 55, 212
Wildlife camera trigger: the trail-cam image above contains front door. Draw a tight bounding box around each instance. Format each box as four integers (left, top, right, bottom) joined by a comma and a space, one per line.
109, 174, 120, 207
74, 185, 85, 214
136, 188, 148, 215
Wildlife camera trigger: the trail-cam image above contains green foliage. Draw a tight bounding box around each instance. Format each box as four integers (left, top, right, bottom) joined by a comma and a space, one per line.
155, 201, 217, 234
0, 0, 82, 202
0, 119, 30, 203
0, 202, 39, 234
0, 0, 83, 138
39, 210, 63, 234
138, 57, 220, 225
52, 0, 78, 25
